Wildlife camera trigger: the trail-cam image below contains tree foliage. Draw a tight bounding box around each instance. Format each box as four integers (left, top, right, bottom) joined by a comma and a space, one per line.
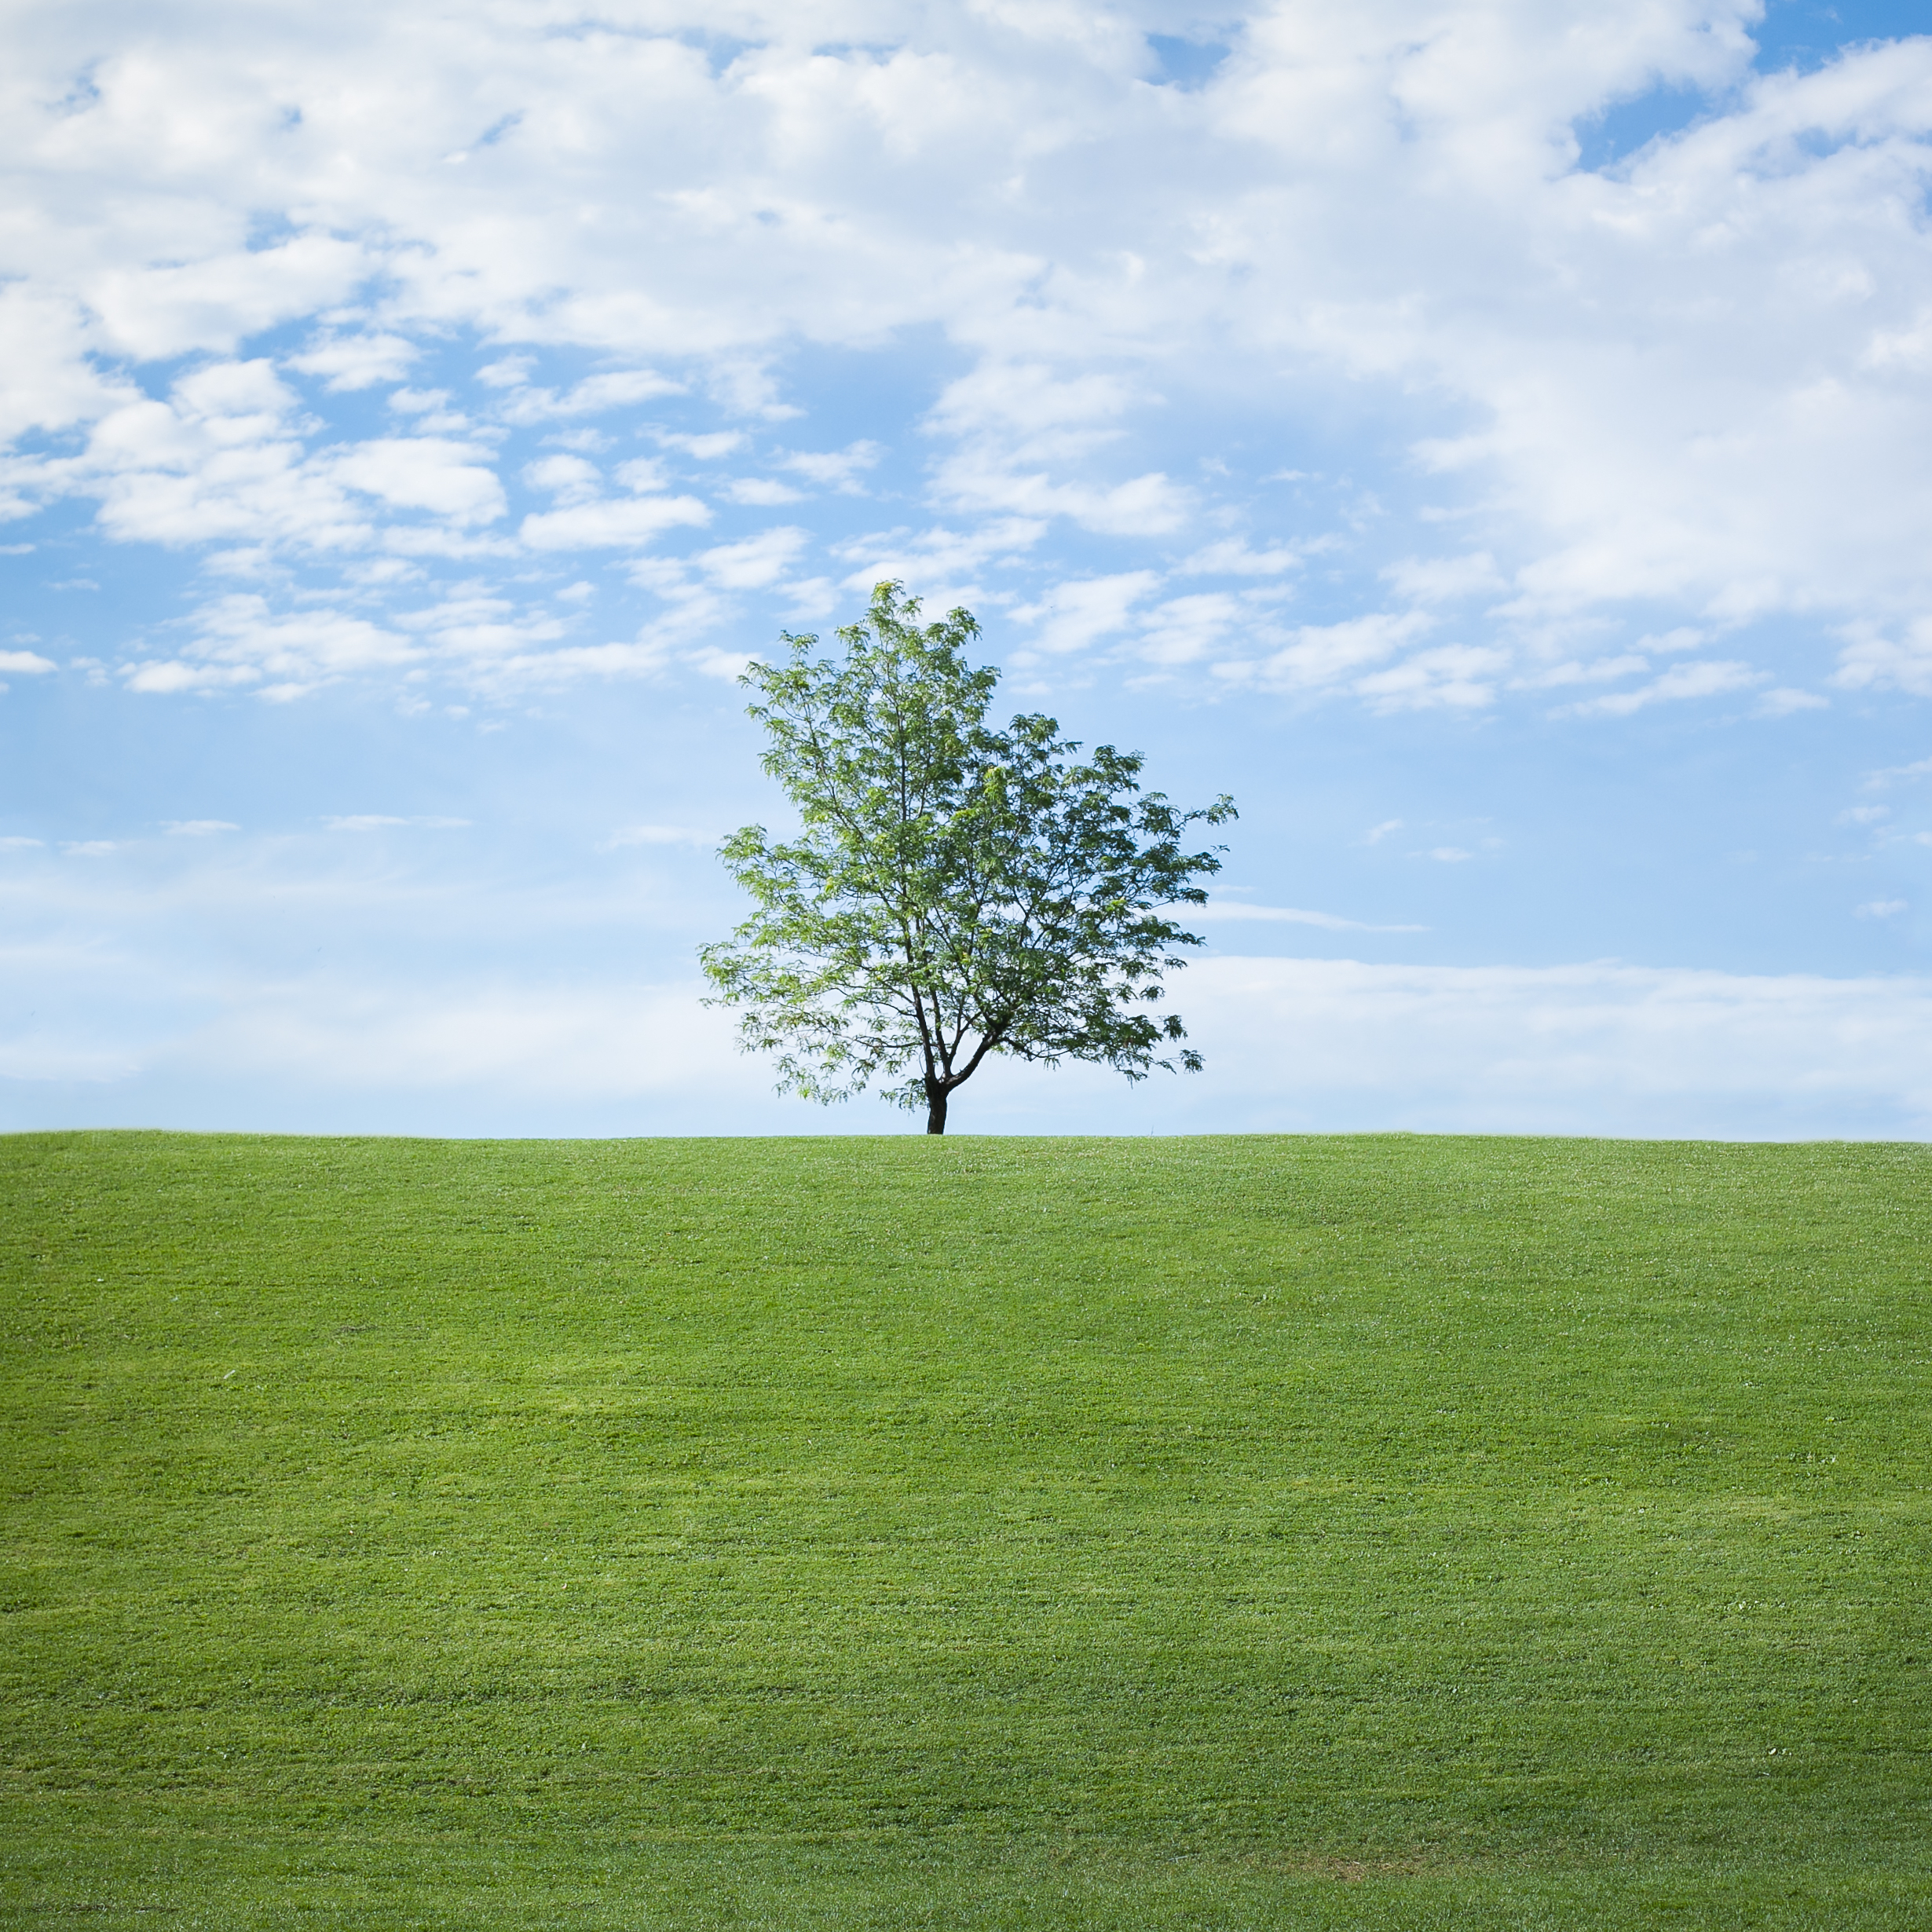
701, 583, 1236, 1132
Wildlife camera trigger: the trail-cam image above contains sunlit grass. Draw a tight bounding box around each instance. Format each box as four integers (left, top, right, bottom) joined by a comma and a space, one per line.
2, 1130, 1928, 1927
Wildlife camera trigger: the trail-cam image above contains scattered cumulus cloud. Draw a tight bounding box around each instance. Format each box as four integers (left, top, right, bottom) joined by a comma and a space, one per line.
659, 432, 746, 460
695, 527, 809, 589
779, 443, 883, 492
1835, 619, 1932, 696
1012, 573, 1159, 656
123, 597, 416, 701
287, 333, 420, 391
1, 3, 1930, 721
496, 370, 685, 423
1216, 611, 1436, 698
520, 493, 710, 551
723, 478, 804, 505
328, 438, 507, 525
1356, 645, 1509, 712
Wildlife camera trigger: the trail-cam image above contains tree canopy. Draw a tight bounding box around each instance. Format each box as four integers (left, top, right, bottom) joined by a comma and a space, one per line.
701, 583, 1236, 1133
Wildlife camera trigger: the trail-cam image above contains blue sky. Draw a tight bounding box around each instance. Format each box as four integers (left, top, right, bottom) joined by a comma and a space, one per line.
5, 0, 1932, 1137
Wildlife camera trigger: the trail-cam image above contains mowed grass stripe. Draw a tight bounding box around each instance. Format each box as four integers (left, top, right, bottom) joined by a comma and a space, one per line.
1, 1131, 1927, 1928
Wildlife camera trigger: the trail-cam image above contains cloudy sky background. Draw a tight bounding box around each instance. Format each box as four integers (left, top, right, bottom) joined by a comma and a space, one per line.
5, 0, 1932, 1137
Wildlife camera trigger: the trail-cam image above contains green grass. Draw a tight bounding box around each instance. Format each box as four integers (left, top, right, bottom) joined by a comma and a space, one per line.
2, 1130, 1928, 1928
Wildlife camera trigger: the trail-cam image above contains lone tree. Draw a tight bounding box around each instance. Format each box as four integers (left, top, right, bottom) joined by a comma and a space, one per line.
701, 582, 1236, 1134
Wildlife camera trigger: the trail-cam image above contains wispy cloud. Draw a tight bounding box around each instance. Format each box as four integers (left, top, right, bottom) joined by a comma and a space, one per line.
321, 815, 470, 832
1196, 902, 1428, 932
1862, 756, 1932, 792
1555, 660, 1764, 719
599, 825, 714, 851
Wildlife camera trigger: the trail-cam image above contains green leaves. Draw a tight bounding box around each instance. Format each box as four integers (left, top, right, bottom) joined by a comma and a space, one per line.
701, 582, 1235, 1130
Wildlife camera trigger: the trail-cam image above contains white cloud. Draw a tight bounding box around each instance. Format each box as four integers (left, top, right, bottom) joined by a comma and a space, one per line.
943, 462, 1189, 536
696, 526, 809, 589
519, 494, 710, 550
0, 649, 55, 675
123, 660, 258, 696
0, 285, 141, 445
780, 442, 883, 490
1755, 686, 1828, 718
163, 819, 239, 836
496, 371, 685, 423
0, 2, 1928, 712
1355, 644, 1509, 712
613, 458, 670, 493
1012, 572, 1158, 655
1857, 898, 1908, 920
1382, 551, 1506, 604
1178, 539, 1302, 577
322, 814, 470, 832
660, 431, 746, 459
328, 437, 506, 525
1218, 610, 1435, 694
287, 333, 420, 391
16, 933, 1932, 1137
1151, 590, 1266, 667
1515, 653, 1649, 689
723, 477, 804, 505
834, 518, 1045, 598
125, 595, 418, 699
1165, 956, 1932, 1136
1834, 617, 1932, 695
600, 824, 714, 850
1863, 756, 1932, 791
1556, 659, 1765, 718
395, 593, 569, 668
86, 236, 367, 364
55, 360, 371, 552
1195, 902, 1427, 932
523, 454, 602, 504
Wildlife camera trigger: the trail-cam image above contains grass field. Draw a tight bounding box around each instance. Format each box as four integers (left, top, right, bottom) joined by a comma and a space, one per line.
2, 1129, 1929, 1928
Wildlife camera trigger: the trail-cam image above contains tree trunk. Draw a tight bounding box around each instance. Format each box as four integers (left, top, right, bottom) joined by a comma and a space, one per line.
925, 1084, 948, 1135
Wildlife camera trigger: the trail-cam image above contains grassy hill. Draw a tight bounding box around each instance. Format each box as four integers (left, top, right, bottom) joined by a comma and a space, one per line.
2, 1130, 1928, 1928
